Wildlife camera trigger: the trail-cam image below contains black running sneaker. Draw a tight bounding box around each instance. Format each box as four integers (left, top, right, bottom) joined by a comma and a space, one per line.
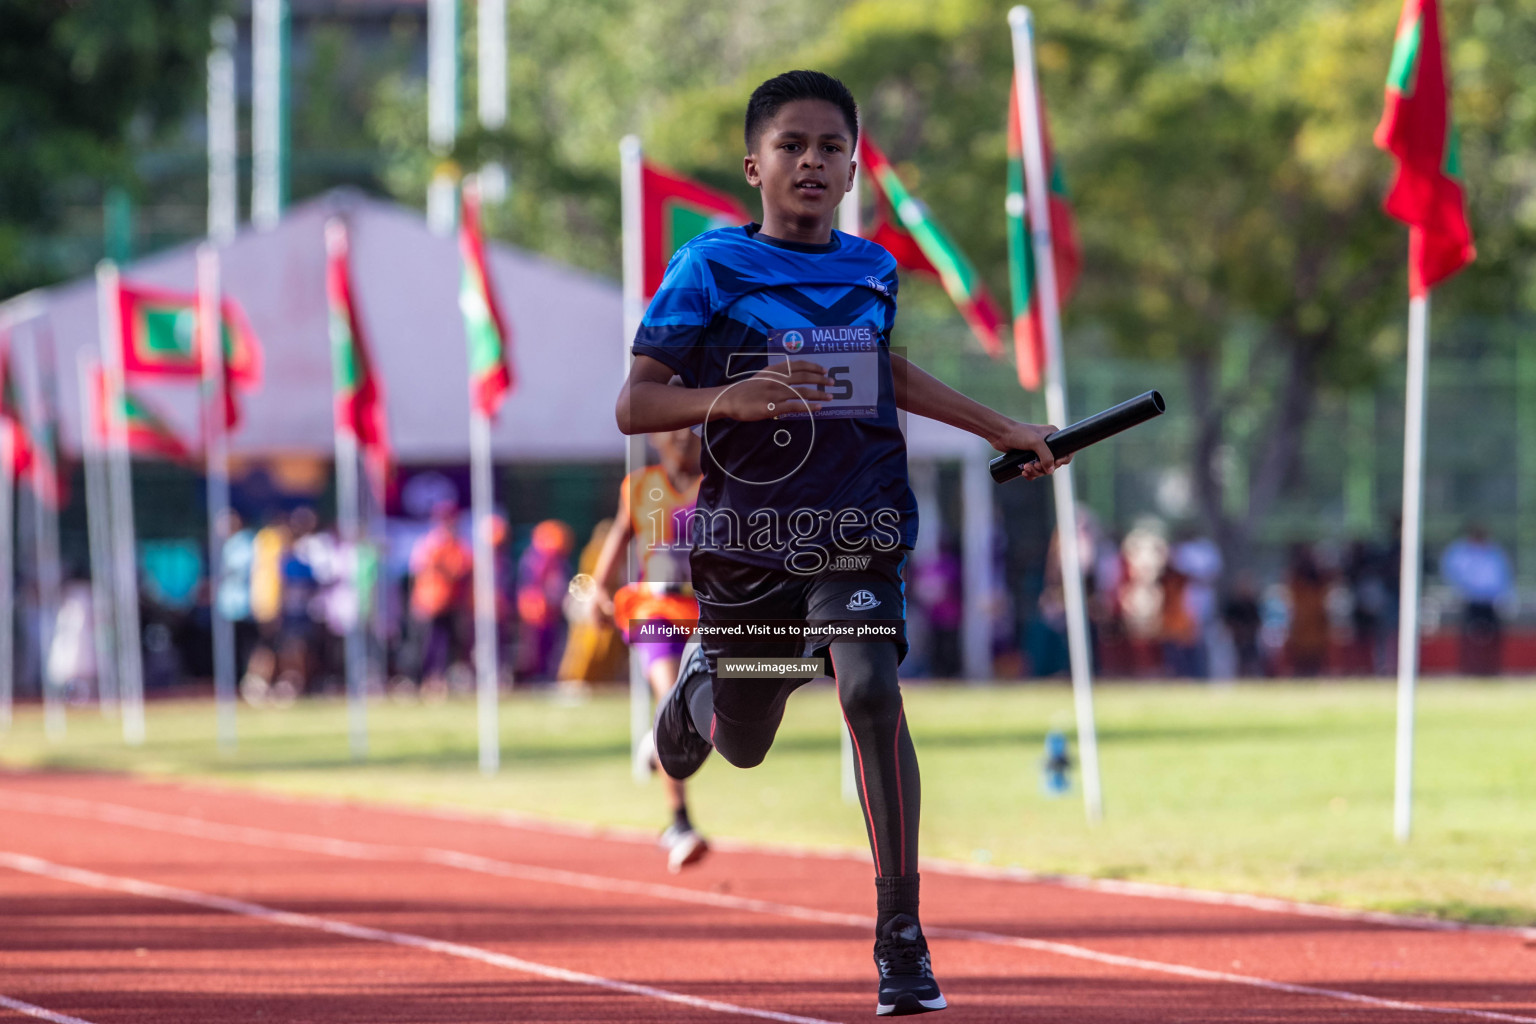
873, 914, 946, 1016
653, 642, 712, 780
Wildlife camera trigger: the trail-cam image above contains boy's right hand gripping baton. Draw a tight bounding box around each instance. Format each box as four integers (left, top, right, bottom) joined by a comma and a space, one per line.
989, 390, 1166, 483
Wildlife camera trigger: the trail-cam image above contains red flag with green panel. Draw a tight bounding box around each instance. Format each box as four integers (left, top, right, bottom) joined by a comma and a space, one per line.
459, 182, 516, 419
116, 278, 261, 428
858, 135, 1004, 357
0, 334, 34, 480
1006, 75, 1082, 391
1373, 0, 1474, 296
325, 219, 392, 497
116, 281, 262, 384
0, 326, 65, 505
641, 161, 751, 299
89, 368, 192, 463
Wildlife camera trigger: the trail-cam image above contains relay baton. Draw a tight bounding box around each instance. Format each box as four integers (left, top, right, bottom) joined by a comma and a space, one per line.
989, 390, 1166, 483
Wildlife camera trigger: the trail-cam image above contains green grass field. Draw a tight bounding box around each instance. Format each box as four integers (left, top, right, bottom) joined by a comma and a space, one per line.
2, 680, 1533, 926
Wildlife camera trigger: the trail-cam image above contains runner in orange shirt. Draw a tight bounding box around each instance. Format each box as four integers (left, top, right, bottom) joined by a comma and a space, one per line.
589, 428, 706, 872
409, 502, 472, 687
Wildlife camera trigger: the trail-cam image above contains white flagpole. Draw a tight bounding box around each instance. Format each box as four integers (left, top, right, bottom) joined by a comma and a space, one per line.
336, 424, 369, 758
0, 423, 12, 734
427, 0, 460, 235
366, 479, 389, 701
961, 439, 996, 682
198, 245, 238, 751
469, 409, 498, 774
619, 135, 651, 784
35, 332, 67, 721
0, 298, 43, 736
836, 156, 862, 805
76, 351, 118, 716
325, 221, 370, 759
477, 0, 508, 203
1394, 292, 1429, 842
207, 16, 239, 244
20, 324, 64, 740
460, 178, 501, 776
1010, 6, 1102, 822
97, 262, 146, 745
252, 0, 289, 230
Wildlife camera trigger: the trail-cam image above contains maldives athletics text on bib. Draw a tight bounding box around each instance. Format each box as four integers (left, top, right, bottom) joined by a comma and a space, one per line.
766, 325, 880, 419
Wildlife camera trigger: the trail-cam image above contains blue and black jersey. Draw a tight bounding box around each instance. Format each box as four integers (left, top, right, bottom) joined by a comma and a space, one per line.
632, 224, 917, 574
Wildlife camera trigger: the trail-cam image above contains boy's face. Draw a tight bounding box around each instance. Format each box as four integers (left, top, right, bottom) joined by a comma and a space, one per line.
744, 99, 856, 229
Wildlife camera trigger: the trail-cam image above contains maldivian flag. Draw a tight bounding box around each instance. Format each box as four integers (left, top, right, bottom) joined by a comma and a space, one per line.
859, 135, 1004, 357
90, 368, 192, 463
459, 181, 516, 420
1374, 0, 1474, 296
325, 219, 392, 496
641, 161, 751, 298
1006, 76, 1082, 391
0, 335, 34, 479
116, 280, 263, 386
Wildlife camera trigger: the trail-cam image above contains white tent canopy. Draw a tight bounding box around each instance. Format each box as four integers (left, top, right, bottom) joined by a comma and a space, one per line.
6, 190, 980, 463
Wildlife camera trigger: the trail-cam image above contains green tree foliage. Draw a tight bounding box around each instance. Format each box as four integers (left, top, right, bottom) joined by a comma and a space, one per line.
369, 0, 846, 272
644, 0, 1536, 563
368, 0, 1535, 566
0, 0, 218, 295
1060, 0, 1536, 561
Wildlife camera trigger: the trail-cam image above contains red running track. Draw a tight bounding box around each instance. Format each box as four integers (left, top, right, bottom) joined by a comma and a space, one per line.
1, 772, 1533, 1023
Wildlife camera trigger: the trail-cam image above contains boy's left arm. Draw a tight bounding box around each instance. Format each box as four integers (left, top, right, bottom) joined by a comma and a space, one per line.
890, 352, 1069, 482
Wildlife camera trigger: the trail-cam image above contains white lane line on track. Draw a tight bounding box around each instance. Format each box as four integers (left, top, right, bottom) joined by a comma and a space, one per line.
0, 852, 838, 1024
85, 776, 1536, 940
5, 791, 1535, 1024
0, 994, 99, 1024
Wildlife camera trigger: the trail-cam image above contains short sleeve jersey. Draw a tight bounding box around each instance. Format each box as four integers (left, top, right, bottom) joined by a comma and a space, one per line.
632, 225, 917, 573
623, 465, 698, 588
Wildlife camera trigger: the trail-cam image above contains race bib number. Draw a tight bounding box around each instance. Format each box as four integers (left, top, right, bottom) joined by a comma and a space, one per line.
766, 325, 880, 419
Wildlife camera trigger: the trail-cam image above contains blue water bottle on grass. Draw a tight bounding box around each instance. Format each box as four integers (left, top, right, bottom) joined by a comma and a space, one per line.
1042, 731, 1072, 796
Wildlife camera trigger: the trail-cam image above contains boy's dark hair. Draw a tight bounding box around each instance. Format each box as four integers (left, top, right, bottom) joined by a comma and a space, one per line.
744, 70, 859, 151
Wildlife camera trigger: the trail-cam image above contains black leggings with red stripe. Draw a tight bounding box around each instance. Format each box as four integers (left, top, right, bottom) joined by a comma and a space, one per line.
688, 640, 919, 878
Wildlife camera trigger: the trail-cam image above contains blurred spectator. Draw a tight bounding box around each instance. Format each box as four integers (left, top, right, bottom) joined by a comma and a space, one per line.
216, 510, 258, 673
1285, 544, 1331, 676
242, 512, 289, 701
1440, 524, 1512, 676
1158, 563, 1201, 677
298, 522, 352, 687
1030, 530, 1070, 677
1170, 528, 1222, 678
516, 519, 574, 681
1378, 516, 1403, 674
1344, 538, 1393, 675
276, 507, 322, 694
1031, 516, 1117, 678
139, 580, 183, 692
408, 501, 472, 686
557, 518, 627, 688
1088, 529, 1129, 675
48, 573, 96, 702
249, 512, 288, 627
1221, 574, 1265, 678
1118, 525, 1167, 640
489, 513, 516, 675
912, 536, 963, 677
1382, 521, 1406, 672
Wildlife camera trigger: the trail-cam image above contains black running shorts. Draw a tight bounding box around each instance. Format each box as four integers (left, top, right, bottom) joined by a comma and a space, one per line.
690, 548, 909, 674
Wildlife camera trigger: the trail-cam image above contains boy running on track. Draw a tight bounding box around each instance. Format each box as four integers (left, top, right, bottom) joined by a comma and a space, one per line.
588, 428, 710, 873
615, 70, 1066, 1016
